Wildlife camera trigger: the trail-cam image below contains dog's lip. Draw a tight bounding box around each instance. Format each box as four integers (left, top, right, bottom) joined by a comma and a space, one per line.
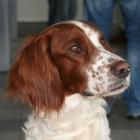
107, 83, 124, 93
84, 78, 129, 97
94, 83, 128, 98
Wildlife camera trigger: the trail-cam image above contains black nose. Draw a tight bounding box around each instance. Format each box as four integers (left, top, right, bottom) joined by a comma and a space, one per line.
111, 61, 130, 78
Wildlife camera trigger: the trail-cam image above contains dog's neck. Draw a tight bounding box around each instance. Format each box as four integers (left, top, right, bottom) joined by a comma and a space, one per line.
24, 94, 111, 140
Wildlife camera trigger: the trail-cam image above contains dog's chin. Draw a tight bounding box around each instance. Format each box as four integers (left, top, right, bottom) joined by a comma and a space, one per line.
103, 84, 128, 97
93, 83, 129, 103
94, 80, 130, 98
84, 75, 130, 99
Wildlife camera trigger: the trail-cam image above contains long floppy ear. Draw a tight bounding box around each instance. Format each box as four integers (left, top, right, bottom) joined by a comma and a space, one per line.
7, 34, 64, 113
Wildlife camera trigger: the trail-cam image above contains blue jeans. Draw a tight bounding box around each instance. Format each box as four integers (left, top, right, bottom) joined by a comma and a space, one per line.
84, 0, 140, 116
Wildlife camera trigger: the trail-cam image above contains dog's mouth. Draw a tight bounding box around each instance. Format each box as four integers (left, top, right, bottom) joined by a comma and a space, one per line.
84, 73, 130, 98
102, 82, 127, 103
84, 83, 127, 97
96, 79, 129, 98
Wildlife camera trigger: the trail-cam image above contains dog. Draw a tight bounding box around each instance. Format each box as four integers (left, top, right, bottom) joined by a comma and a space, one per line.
7, 21, 130, 140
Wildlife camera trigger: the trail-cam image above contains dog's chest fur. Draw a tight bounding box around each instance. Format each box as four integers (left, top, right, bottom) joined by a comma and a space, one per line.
24, 94, 111, 140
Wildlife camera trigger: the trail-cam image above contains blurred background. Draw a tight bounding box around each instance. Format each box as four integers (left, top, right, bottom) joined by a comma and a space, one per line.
0, 0, 139, 140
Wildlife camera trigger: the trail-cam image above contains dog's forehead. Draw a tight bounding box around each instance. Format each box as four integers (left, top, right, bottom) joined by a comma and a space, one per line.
66, 21, 103, 49
49, 21, 103, 49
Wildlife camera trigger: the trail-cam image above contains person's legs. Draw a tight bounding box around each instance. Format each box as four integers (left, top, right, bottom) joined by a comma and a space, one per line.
120, 0, 140, 117
48, 0, 57, 25
60, 0, 77, 21
48, 0, 75, 25
68, 0, 77, 19
84, 0, 116, 40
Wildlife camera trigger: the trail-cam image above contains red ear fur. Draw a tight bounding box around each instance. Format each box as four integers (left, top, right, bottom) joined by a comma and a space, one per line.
7, 35, 64, 113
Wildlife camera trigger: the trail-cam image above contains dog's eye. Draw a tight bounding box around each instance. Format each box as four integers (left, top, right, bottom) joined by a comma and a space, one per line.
69, 44, 83, 54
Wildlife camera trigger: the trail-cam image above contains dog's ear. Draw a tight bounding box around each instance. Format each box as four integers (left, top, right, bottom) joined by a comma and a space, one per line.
7, 34, 64, 113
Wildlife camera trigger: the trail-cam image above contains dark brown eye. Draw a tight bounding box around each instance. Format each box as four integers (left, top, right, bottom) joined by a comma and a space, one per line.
69, 44, 83, 54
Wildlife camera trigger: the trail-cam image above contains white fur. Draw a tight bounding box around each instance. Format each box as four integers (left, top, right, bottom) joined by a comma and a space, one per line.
24, 94, 111, 140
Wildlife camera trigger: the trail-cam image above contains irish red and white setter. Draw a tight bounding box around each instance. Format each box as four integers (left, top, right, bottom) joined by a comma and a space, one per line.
7, 21, 130, 140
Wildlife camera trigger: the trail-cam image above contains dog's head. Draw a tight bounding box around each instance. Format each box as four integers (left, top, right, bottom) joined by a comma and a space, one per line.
7, 21, 130, 113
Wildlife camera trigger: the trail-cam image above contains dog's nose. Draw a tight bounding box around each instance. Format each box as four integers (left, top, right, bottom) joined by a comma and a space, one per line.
111, 61, 130, 78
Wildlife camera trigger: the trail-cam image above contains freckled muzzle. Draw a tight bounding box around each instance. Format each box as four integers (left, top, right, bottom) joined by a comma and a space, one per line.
85, 60, 131, 97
